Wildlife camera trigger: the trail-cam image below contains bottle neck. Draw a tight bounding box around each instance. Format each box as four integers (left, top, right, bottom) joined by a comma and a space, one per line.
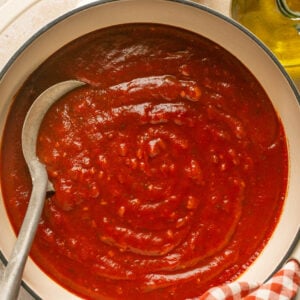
276, 0, 300, 19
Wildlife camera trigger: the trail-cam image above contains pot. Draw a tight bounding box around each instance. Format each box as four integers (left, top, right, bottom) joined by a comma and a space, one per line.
0, 0, 299, 299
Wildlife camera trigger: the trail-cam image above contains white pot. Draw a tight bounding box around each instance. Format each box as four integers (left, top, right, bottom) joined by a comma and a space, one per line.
0, 0, 299, 299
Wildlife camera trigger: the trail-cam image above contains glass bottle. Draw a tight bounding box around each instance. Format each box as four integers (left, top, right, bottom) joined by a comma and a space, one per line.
231, 0, 300, 85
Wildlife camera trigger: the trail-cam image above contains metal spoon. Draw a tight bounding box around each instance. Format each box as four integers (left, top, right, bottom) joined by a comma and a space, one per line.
0, 80, 85, 300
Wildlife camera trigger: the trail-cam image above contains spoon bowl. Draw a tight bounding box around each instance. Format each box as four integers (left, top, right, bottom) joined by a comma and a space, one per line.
0, 80, 84, 300
22, 80, 85, 191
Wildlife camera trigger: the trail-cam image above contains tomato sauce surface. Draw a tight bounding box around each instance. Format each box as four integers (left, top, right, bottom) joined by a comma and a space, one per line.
1, 24, 288, 299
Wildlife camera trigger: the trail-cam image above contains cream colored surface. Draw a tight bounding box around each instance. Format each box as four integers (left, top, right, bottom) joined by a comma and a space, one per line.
0, 1, 299, 300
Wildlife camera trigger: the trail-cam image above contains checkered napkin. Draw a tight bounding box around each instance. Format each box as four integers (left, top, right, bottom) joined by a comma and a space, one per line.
198, 259, 300, 300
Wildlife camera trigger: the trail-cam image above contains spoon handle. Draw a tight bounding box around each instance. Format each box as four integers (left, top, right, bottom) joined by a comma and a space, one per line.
0, 159, 48, 300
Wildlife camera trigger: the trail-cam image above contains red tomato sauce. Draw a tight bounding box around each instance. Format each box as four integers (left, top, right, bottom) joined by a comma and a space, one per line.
1, 24, 288, 299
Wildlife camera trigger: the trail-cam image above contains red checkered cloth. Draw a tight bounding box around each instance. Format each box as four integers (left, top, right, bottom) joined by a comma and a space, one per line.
198, 259, 300, 300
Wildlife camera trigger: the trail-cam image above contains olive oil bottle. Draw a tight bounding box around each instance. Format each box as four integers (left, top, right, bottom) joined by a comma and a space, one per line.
231, 0, 300, 84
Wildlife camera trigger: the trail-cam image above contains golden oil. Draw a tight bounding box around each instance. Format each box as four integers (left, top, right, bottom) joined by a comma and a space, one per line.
231, 0, 300, 82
